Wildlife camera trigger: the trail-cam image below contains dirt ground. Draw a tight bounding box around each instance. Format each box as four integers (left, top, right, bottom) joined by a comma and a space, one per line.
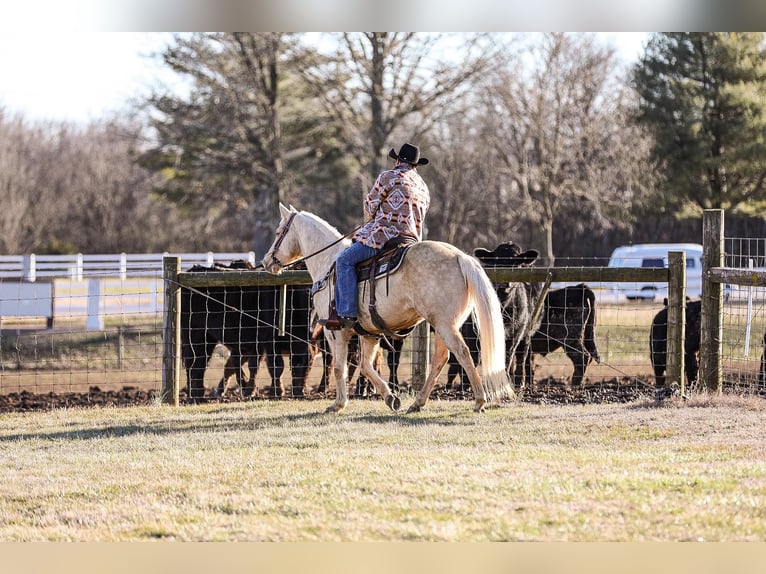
3, 374, 761, 413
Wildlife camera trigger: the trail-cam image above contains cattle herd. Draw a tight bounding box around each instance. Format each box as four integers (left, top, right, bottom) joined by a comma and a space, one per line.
180, 244, 757, 402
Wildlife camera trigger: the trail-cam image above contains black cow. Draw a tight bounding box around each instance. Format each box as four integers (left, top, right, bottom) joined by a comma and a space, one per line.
181, 262, 312, 401
444, 243, 601, 391
445, 242, 541, 392
215, 288, 316, 399
520, 283, 601, 387
650, 298, 701, 388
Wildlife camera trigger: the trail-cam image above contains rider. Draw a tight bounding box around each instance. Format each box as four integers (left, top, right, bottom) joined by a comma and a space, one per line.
327, 142, 431, 330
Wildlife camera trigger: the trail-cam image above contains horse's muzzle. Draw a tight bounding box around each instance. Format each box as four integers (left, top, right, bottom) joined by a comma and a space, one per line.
263, 257, 282, 274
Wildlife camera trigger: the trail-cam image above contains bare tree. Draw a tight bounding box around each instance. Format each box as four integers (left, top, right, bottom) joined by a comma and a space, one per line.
140, 33, 346, 257
487, 33, 653, 265
0, 114, 65, 253
0, 110, 183, 254
301, 33, 500, 206
425, 105, 529, 251
54, 118, 178, 253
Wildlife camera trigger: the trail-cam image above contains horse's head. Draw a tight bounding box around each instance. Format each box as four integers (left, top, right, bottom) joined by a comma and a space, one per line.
263, 203, 301, 274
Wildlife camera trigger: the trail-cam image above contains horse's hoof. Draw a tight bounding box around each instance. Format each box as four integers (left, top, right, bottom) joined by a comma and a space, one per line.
406, 403, 422, 414
385, 394, 401, 412
473, 402, 486, 413
324, 403, 344, 414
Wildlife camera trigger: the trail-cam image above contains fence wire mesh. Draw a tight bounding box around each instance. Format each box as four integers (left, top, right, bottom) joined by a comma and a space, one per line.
3, 240, 765, 411
721, 237, 766, 394
0, 274, 164, 409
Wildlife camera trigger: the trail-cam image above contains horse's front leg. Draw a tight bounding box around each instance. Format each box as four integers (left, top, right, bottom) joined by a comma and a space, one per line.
357, 336, 401, 412
325, 330, 353, 413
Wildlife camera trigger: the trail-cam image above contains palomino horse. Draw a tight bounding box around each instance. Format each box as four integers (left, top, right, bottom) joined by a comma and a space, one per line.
263, 204, 513, 413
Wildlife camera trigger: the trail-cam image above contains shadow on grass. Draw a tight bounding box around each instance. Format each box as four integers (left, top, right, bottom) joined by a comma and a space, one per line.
0, 397, 483, 442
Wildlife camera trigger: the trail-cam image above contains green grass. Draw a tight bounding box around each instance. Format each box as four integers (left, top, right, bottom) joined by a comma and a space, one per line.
0, 395, 764, 541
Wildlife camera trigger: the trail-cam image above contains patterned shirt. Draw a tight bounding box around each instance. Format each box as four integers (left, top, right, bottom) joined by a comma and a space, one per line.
353, 164, 431, 249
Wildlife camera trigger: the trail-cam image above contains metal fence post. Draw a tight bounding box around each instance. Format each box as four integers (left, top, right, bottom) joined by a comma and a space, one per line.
162, 256, 182, 406
700, 209, 723, 394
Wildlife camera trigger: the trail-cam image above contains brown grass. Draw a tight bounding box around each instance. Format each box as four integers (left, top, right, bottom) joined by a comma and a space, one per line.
0, 394, 764, 541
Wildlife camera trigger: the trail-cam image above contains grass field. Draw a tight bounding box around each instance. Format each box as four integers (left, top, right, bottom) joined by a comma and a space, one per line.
1, 393, 764, 541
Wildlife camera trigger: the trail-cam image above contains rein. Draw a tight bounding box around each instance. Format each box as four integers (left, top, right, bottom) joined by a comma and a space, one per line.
271, 211, 360, 271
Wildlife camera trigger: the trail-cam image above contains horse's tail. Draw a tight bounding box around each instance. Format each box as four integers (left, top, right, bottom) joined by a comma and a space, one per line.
458, 254, 514, 403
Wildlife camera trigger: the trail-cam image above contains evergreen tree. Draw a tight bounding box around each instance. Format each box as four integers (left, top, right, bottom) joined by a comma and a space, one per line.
633, 33, 766, 216
139, 33, 351, 256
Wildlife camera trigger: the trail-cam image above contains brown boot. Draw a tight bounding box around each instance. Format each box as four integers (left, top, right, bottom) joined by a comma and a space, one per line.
324, 305, 342, 330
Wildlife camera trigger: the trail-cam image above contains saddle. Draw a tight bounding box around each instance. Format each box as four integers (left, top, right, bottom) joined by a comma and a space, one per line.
323, 236, 417, 338
355, 236, 414, 282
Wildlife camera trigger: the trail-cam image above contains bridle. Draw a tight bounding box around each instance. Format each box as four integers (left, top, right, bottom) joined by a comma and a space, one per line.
265, 210, 360, 271
265, 211, 297, 270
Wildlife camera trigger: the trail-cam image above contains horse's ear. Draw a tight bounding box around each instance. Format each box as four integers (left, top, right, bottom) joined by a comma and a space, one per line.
279, 203, 291, 218
288, 204, 297, 212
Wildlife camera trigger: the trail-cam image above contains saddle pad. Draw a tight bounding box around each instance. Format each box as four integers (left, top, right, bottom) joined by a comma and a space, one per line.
355, 244, 411, 282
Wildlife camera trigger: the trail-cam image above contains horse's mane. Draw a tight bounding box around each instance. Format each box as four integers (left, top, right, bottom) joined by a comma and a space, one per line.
299, 210, 344, 239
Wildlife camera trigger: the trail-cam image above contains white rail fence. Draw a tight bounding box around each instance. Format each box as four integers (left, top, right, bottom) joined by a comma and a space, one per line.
0, 252, 256, 329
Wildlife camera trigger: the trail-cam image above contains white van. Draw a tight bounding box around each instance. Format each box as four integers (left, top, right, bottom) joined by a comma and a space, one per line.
607, 243, 704, 301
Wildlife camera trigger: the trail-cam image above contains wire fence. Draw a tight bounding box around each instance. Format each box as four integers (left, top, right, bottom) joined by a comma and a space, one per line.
721, 236, 766, 392
2, 215, 765, 409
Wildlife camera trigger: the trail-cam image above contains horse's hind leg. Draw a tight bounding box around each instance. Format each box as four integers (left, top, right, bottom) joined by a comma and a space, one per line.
407, 332, 450, 413
435, 325, 487, 412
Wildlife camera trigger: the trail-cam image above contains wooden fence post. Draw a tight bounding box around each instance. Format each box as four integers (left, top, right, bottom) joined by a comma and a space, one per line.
410, 322, 430, 390
700, 209, 723, 394
162, 256, 182, 406
667, 251, 686, 393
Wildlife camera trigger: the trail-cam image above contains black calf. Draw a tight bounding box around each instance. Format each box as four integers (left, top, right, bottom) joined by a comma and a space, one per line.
181, 263, 312, 400
649, 299, 701, 388
445, 242, 540, 392
521, 283, 601, 387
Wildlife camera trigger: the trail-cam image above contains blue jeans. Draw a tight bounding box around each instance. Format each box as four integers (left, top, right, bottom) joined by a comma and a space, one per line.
335, 242, 379, 317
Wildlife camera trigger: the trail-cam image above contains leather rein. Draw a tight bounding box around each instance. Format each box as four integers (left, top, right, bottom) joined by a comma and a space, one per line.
266, 211, 360, 271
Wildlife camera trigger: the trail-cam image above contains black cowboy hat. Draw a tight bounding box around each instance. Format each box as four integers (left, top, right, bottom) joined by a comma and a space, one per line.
388, 143, 429, 166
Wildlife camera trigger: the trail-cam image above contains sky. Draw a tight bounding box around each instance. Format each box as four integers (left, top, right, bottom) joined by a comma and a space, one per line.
0, 0, 766, 123
0, 32, 650, 125
5, 0, 763, 125
0, 32, 177, 124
